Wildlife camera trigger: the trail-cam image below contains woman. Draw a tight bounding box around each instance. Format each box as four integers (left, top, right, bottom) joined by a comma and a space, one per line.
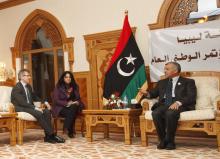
52, 71, 84, 138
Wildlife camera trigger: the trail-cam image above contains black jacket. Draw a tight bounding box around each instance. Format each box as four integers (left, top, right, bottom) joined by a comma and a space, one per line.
149, 76, 197, 110
11, 82, 41, 111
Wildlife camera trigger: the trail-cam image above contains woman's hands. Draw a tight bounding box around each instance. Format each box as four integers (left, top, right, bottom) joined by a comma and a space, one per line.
66, 100, 79, 107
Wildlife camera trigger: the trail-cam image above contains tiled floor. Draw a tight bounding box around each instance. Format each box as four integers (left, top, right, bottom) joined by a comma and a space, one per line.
0, 129, 219, 159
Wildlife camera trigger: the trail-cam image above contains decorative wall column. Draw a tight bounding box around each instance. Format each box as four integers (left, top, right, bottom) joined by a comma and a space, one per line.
63, 38, 74, 71
217, 0, 220, 8
10, 47, 21, 82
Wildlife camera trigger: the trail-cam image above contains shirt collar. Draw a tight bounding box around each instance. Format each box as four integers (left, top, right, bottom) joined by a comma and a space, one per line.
172, 76, 180, 83
20, 81, 27, 87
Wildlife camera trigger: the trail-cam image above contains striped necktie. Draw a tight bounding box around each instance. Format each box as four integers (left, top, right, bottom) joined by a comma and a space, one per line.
165, 78, 173, 106
25, 85, 32, 104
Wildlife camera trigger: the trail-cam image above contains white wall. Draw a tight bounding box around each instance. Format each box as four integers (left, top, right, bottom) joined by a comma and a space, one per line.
0, 0, 163, 72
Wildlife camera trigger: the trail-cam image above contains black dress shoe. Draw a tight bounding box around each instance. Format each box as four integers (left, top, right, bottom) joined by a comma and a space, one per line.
44, 136, 56, 144
53, 135, 65, 143
166, 143, 176, 150
157, 140, 167, 149
68, 133, 75, 138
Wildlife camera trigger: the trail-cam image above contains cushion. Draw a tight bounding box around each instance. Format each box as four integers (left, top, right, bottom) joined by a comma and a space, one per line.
190, 77, 220, 110
196, 96, 212, 110
17, 112, 37, 121
145, 109, 215, 121
0, 86, 13, 112
0, 86, 12, 103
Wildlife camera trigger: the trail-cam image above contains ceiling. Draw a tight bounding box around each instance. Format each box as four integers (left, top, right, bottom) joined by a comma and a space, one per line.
0, 0, 34, 10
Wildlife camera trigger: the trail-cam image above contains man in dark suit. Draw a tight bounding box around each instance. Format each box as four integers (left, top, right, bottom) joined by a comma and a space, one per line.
139, 62, 196, 150
11, 69, 65, 144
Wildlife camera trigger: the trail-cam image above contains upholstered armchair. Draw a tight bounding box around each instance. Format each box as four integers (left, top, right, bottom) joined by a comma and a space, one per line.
140, 72, 220, 151
0, 86, 16, 145
0, 85, 42, 145
0, 86, 14, 113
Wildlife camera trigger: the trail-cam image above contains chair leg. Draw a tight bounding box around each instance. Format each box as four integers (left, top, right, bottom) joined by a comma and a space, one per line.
10, 117, 16, 146
140, 116, 148, 146
17, 119, 24, 145
53, 118, 58, 135
72, 119, 76, 135
217, 132, 220, 152
80, 116, 85, 137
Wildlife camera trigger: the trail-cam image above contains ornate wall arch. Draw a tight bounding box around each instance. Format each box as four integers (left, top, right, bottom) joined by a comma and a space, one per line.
149, 0, 198, 30
11, 9, 74, 71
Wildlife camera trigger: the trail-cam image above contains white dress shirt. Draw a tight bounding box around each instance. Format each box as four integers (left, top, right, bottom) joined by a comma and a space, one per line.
21, 81, 30, 103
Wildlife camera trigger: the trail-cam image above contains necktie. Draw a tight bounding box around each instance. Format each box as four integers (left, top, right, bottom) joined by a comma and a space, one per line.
165, 78, 173, 106
25, 85, 32, 104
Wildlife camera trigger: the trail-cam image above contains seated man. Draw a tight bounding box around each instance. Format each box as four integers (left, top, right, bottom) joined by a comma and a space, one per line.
11, 69, 65, 144
139, 62, 197, 150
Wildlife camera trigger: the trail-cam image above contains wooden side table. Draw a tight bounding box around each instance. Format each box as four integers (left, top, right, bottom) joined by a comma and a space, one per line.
0, 112, 17, 146
83, 109, 142, 144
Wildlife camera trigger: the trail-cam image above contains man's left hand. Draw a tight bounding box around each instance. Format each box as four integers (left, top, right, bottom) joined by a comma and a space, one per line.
35, 107, 43, 113
168, 102, 179, 110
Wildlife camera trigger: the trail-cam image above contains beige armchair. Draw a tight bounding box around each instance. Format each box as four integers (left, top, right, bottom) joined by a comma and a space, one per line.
0, 85, 42, 145
140, 71, 220, 151
16, 109, 40, 145
0, 86, 16, 145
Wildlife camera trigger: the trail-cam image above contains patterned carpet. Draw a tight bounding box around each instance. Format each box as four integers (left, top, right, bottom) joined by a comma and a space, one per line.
0, 129, 219, 159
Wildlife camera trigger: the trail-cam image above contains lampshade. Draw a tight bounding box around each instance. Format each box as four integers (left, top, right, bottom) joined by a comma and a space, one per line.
0, 62, 15, 82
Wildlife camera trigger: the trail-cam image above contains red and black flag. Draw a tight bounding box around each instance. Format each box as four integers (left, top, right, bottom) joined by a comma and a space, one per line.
103, 14, 147, 103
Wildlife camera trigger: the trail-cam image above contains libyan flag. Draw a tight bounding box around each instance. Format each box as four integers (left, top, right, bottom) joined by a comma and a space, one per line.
103, 15, 147, 103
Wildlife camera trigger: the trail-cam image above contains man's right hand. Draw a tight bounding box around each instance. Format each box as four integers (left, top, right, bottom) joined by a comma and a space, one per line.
138, 89, 148, 96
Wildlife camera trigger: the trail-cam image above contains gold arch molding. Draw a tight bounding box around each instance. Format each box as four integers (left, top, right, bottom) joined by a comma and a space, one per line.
149, 0, 198, 30
11, 9, 74, 70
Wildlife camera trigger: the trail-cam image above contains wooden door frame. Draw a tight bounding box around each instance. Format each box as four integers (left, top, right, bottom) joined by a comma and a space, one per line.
10, 9, 74, 75
21, 47, 63, 86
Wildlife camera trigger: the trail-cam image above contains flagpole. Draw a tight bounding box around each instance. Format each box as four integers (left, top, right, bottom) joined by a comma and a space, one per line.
124, 9, 142, 138
124, 10, 128, 15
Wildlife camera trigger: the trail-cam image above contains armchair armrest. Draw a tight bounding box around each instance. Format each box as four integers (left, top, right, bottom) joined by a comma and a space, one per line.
140, 98, 158, 114
0, 102, 15, 113
217, 101, 220, 111
8, 103, 15, 113
213, 94, 220, 110
141, 99, 149, 114
215, 100, 220, 121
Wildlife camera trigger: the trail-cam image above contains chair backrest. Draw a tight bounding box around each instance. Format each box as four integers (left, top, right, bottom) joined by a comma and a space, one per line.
182, 71, 220, 110
0, 86, 13, 111
191, 77, 220, 110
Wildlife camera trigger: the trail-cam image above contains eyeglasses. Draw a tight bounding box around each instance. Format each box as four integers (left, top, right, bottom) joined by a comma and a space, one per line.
23, 74, 31, 77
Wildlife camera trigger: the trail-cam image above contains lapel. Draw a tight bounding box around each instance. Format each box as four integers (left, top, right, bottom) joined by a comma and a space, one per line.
174, 76, 183, 94
58, 86, 68, 99
18, 82, 26, 95
161, 78, 169, 97
18, 82, 32, 103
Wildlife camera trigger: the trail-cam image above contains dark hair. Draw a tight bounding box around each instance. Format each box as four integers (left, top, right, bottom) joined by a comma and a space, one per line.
18, 69, 30, 81
56, 71, 78, 89
165, 62, 181, 73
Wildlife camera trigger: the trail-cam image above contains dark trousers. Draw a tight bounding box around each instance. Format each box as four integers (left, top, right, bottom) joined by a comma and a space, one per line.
151, 103, 187, 143
17, 107, 54, 136
59, 104, 79, 134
